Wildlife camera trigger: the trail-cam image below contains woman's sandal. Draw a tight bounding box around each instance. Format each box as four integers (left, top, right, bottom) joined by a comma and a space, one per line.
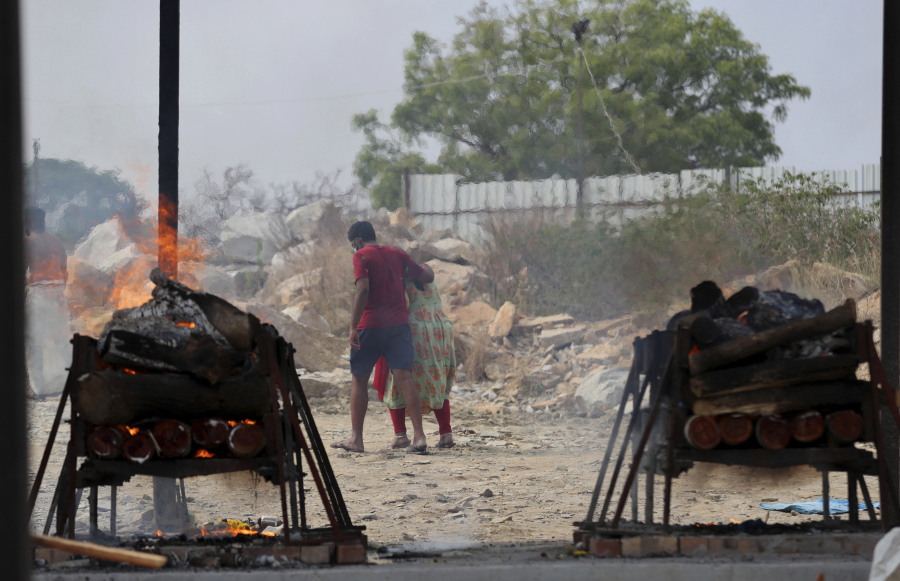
437, 433, 456, 449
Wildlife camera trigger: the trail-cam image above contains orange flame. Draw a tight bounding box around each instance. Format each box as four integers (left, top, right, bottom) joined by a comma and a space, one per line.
122, 368, 138, 375
193, 449, 215, 459
737, 311, 750, 325
155, 529, 164, 538
729, 518, 741, 524
176, 321, 196, 328
104, 211, 213, 311
125, 426, 140, 436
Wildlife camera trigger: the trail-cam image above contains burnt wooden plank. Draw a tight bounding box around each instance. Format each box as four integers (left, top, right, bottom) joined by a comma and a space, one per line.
677, 447, 877, 473
690, 354, 860, 398
691, 380, 870, 417
688, 300, 857, 376
76, 458, 276, 487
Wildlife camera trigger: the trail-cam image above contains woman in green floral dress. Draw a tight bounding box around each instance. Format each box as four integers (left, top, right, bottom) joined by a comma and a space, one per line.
375, 280, 456, 449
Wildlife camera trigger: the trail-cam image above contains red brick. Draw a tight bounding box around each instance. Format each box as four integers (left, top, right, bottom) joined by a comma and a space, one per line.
621, 536, 677, 557
707, 538, 739, 555
735, 537, 761, 554
336, 543, 367, 564
588, 538, 621, 558
300, 544, 333, 564
841, 534, 880, 556
621, 537, 642, 557
679, 537, 708, 556
573, 530, 590, 547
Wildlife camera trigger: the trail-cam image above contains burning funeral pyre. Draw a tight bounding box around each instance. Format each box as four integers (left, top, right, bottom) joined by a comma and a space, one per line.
30, 268, 366, 565
577, 280, 900, 548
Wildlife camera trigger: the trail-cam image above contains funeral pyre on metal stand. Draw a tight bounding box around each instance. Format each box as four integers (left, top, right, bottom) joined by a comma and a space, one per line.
575, 281, 900, 557
29, 268, 367, 566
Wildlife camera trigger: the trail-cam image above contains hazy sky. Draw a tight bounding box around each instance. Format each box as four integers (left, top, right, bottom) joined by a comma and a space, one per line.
20, 1, 883, 204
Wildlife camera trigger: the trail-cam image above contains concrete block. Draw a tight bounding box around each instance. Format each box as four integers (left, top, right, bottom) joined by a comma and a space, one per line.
735, 537, 761, 554
241, 546, 302, 561
336, 542, 367, 564
34, 548, 76, 564
678, 537, 708, 556
588, 538, 621, 558
573, 530, 590, 546
300, 543, 333, 564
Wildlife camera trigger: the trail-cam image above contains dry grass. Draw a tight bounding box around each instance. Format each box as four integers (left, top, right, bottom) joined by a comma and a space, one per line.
454, 327, 490, 382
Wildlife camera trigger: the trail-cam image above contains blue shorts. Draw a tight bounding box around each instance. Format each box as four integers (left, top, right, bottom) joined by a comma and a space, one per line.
349, 324, 414, 376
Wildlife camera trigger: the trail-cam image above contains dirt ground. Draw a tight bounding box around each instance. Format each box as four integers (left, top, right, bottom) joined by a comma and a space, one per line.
26, 385, 882, 548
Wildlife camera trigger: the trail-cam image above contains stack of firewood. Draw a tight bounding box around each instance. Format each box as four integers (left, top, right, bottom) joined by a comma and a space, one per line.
73, 269, 276, 462
673, 283, 867, 451
86, 418, 267, 463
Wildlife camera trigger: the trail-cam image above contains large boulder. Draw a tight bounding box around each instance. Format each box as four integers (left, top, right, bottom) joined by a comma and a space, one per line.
220, 212, 294, 265
426, 259, 490, 296
449, 300, 497, 328
282, 300, 331, 334
575, 367, 631, 411
429, 238, 475, 265
180, 261, 237, 301
66, 256, 114, 308
285, 200, 343, 242
270, 242, 315, 274
488, 301, 516, 339
271, 269, 323, 307
243, 304, 347, 372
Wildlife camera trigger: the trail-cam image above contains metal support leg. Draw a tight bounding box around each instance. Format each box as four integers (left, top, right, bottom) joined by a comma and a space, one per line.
822, 471, 831, 522
89, 486, 99, 539
858, 475, 878, 520
849, 472, 859, 523
110, 485, 117, 537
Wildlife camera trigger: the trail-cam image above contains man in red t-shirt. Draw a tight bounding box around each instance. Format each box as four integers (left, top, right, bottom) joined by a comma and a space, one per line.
331, 220, 434, 453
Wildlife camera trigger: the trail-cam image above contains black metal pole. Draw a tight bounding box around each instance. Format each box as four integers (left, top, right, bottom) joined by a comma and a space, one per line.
158, 0, 179, 279
154, 0, 182, 532
881, 0, 900, 525
576, 38, 585, 219
1, 0, 30, 577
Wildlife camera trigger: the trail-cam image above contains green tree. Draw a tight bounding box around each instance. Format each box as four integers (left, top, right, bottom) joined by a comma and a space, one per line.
353, 0, 810, 209
24, 158, 147, 247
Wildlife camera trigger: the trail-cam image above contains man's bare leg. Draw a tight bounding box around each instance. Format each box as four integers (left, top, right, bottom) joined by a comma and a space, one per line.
392, 368, 427, 450
331, 372, 370, 452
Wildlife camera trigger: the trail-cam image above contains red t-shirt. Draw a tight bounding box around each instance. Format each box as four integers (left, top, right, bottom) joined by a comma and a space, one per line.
352, 245, 425, 329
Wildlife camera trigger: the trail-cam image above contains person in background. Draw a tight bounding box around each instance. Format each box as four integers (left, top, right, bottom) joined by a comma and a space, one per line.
331, 220, 435, 454
24, 206, 71, 398
373, 277, 456, 449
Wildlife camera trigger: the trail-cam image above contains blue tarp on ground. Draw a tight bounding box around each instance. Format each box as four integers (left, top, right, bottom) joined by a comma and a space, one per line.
759, 498, 879, 515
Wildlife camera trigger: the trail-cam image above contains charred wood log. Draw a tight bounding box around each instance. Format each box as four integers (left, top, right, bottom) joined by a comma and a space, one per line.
86, 426, 127, 460
684, 415, 721, 450
689, 354, 859, 398
692, 380, 870, 417
227, 422, 266, 459
73, 369, 271, 425
755, 415, 792, 450
717, 414, 754, 446
672, 313, 719, 344
101, 269, 260, 353
151, 419, 192, 459
122, 432, 156, 464
826, 409, 864, 445
790, 410, 825, 443
99, 323, 240, 385
688, 299, 857, 376
191, 418, 230, 449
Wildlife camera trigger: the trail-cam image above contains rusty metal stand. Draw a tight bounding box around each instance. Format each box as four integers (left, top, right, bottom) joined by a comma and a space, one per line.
576, 321, 898, 540
29, 331, 365, 549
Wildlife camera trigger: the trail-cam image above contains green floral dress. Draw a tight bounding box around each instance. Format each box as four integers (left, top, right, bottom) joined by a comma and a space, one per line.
384, 282, 456, 414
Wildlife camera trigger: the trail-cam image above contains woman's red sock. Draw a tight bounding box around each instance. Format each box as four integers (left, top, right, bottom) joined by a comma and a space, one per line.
433, 399, 452, 435
389, 407, 407, 435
